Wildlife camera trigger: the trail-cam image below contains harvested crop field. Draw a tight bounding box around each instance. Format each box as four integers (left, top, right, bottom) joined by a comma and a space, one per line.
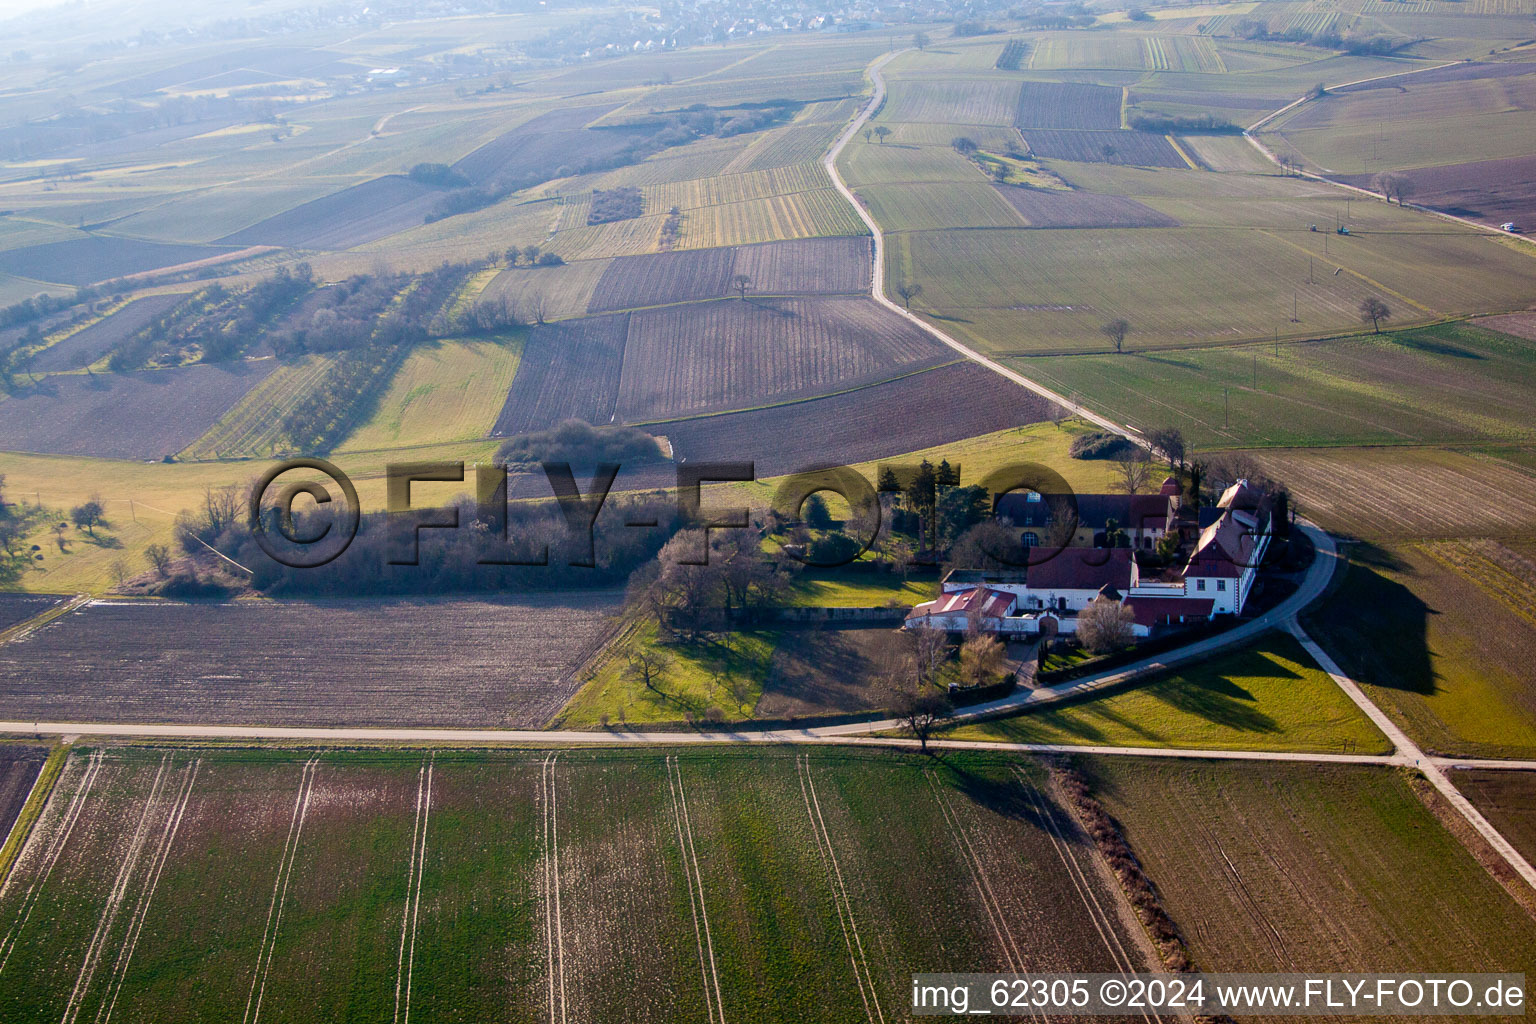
0, 594, 622, 728
1478, 311, 1536, 343
491, 313, 628, 436
0, 361, 279, 460
1015, 82, 1124, 130
1339, 154, 1536, 231
588, 237, 871, 313
30, 293, 188, 372
991, 187, 1178, 228
0, 237, 233, 287
1333, 60, 1536, 93
0, 745, 46, 840
1023, 130, 1185, 168
587, 246, 736, 311
0, 594, 63, 633
648, 361, 1053, 481
1082, 758, 1536, 978
615, 297, 948, 421
1452, 769, 1536, 865
0, 746, 1155, 1023
1246, 447, 1536, 539
450, 105, 634, 187
218, 175, 441, 250
495, 297, 948, 430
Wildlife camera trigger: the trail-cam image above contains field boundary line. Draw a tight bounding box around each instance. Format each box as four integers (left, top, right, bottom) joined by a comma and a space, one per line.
402, 756, 432, 1024
1244, 63, 1536, 252
244, 757, 318, 1024
540, 753, 567, 1024
0, 750, 104, 977
797, 755, 882, 1024
1023, 772, 1165, 1024
62, 753, 173, 1024
0, 745, 68, 891
1015, 772, 1150, 987
0, 595, 89, 647
98, 758, 200, 1024
666, 756, 726, 1024
393, 756, 431, 1024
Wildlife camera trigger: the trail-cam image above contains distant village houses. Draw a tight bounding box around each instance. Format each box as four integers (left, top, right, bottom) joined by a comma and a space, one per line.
905, 477, 1274, 639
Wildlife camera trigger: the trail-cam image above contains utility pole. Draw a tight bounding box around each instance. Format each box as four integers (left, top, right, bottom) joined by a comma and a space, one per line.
1253, 351, 1257, 389
1292, 290, 1299, 322
1309, 256, 1314, 284
1224, 387, 1229, 429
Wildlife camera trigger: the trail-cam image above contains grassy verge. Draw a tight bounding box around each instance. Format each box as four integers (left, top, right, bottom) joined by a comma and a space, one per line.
0, 745, 66, 887
945, 632, 1392, 754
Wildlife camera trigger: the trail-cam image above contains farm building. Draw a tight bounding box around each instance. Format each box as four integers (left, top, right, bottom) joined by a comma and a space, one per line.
995, 475, 1189, 550
906, 480, 1272, 637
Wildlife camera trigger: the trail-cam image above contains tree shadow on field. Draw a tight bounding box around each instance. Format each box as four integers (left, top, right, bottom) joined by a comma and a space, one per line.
1302, 541, 1436, 696
1390, 332, 1485, 360
1140, 352, 1202, 372
1149, 669, 1282, 735
743, 297, 798, 319
927, 312, 972, 324
932, 757, 1057, 832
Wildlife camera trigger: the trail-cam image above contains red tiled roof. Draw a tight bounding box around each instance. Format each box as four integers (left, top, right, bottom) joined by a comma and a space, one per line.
1125, 596, 1214, 627
1026, 547, 1134, 591
907, 587, 1015, 621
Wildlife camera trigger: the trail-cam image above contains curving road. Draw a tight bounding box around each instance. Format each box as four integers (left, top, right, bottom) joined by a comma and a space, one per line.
822, 51, 1141, 440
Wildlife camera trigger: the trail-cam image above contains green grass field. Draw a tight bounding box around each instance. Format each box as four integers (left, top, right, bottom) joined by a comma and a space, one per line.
1083, 757, 1536, 977
1304, 541, 1536, 760
338, 333, 524, 451
1017, 322, 1536, 449
0, 745, 1157, 1023
947, 632, 1392, 754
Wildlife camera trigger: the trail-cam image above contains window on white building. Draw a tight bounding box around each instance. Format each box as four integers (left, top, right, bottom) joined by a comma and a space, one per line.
1196, 579, 1206, 591
1217, 579, 1227, 592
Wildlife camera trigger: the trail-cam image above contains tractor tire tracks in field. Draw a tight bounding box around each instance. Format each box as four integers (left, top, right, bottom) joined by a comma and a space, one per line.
1015, 769, 1163, 1024
62, 753, 175, 1024
924, 770, 1030, 976
96, 758, 200, 1024
798, 755, 884, 1024
243, 757, 319, 1024
540, 753, 568, 1024
665, 756, 725, 1024
394, 754, 434, 1024
0, 750, 105, 977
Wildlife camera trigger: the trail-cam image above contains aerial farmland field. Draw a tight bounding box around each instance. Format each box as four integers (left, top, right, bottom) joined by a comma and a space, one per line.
2, 1, 1536, 1014
0, 596, 622, 728
0, 362, 280, 461
0, 747, 1157, 1024
1081, 759, 1536, 979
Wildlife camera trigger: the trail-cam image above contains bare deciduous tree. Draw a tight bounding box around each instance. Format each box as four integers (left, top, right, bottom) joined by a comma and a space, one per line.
1100, 318, 1130, 353
731, 273, 751, 300
895, 282, 922, 309
1076, 598, 1137, 654
1359, 295, 1391, 333
1112, 450, 1151, 495
626, 647, 672, 694
874, 125, 892, 144
893, 690, 953, 754
905, 625, 950, 686
1373, 171, 1413, 205
145, 542, 172, 578
959, 634, 1006, 687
